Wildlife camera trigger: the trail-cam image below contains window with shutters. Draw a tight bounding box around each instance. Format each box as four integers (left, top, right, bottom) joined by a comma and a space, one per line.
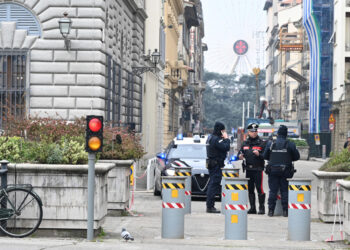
0, 3, 41, 36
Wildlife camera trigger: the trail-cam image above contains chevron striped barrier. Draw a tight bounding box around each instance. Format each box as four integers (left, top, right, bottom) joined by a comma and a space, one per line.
161, 176, 186, 239
174, 166, 192, 214
225, 204, 248, 210
224, 177, 249, 240
162, 183, 185, 189
221, 168, 240, 214
289, 185, 311, 191
225, 184, 248, 190
288, 179, 312, 241
288, 203, 311, 210
162, 202, 185, 209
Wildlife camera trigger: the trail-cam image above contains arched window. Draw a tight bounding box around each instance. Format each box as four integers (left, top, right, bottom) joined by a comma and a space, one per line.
0, 3, 40, 128
0, 3, 41, 36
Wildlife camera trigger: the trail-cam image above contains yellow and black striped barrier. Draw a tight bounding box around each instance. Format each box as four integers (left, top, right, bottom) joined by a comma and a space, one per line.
224, 177, 249, 240
225, 184, 248, 190
223, 172, 239, 178
175, 171, 191, 177
289, 185, 311, 191
161, 176, 186, 239
162, 183, 185, 189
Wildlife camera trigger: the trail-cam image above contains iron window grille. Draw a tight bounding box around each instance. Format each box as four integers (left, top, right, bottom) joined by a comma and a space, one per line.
0, 50, 27, 129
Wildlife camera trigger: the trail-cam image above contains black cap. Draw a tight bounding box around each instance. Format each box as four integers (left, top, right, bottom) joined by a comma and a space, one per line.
278, 125, 288, 136
247, 123, 259, 132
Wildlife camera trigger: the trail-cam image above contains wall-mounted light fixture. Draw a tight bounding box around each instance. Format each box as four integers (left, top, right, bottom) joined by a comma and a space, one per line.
132, 49, 161, 76
58, 12, 72, 50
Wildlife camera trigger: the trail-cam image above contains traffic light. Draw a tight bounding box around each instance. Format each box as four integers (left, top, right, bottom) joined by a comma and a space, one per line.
86, 115, 103, 152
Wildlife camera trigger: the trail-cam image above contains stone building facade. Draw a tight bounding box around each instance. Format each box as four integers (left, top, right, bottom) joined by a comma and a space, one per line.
0, 0, 146, 132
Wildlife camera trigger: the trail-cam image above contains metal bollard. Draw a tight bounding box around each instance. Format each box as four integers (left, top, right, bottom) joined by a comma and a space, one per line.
0, 160, 8, 233
322, 145, 326, 159
221, 168, 240, 214
288, 178, 312, 241
174, 166, 192, 214
161, 176, 186, 239
0, 160, 8, 189
274, 191, 283, 216
224, 177, 249, 240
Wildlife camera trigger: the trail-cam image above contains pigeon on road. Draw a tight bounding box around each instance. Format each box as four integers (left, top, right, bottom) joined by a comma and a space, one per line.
121, 228, 134, 241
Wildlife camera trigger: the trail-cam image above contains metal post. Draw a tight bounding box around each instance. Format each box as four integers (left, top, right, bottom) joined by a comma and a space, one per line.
274, 191, 283, 216
288, 178, 311, 241
322, 145, 326, 159
0, 160, 8, 232
221, 168, 240, 214
87, 153, 96, 241
242, 102, 245, 129
224, 178, 249, 240
247, 101, 250, 118
161, 176, 186, 239
174, 167, 192, 214
0, 160, 8, 189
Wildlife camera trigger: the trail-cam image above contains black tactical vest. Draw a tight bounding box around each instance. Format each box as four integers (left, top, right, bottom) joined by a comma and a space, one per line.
269, 141, 292, 166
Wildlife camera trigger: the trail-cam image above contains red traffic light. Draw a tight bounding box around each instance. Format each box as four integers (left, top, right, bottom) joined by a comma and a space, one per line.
86, 115, 103, 153
88, 118, 102, 132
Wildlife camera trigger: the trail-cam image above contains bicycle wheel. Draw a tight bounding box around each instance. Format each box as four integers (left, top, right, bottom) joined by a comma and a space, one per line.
0, 188, 43, 237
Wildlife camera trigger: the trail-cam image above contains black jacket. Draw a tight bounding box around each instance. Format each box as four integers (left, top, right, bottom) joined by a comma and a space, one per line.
206, 135, 230, 166
238, 136, 266, 170
263, 135, 300, 163
344, 141, 349, 149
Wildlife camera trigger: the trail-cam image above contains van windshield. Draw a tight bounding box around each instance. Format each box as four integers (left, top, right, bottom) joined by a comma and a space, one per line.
168, 144, 207, 159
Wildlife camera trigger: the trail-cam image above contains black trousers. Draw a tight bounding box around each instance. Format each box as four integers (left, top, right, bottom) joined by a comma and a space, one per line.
206, 166, 222, 208
268, 172, 288, 210
246, 170, 265, 195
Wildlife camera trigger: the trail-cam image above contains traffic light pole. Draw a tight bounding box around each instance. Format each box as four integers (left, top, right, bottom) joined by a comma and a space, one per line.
87, 152, 96, 241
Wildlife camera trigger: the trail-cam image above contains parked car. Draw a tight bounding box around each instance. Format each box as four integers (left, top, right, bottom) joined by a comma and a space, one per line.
153, 134, 237, 197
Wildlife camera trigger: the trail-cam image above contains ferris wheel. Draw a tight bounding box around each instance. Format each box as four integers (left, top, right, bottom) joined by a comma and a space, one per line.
230, 40, 252, 75
203, 0, 266, 75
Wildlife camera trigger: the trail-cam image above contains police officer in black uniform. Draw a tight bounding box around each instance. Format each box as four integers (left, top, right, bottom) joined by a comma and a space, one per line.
263, 125, 300, 217
206, 122, 231, 213
238, 123, 266, 214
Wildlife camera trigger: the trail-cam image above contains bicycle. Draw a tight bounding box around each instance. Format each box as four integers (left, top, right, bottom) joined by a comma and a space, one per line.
0, 184, 43, 237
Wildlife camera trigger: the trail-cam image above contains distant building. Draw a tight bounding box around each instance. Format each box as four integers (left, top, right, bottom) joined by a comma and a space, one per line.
331, 0, 350, 152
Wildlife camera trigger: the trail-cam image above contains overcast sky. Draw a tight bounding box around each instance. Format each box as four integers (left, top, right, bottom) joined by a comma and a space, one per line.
201, 0, 266, 75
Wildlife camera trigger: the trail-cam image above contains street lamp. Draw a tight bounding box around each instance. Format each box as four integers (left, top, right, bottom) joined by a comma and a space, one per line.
132, 49, 161, 76
58, 12, 72, 50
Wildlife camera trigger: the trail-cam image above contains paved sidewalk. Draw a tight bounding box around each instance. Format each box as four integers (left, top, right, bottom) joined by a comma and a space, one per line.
0, 160, 347, 250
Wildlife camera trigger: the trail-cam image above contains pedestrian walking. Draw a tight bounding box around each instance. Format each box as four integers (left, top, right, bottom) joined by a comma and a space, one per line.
237, 123, 266, 214
206, 121, 231, 213
263, 125, 300, 217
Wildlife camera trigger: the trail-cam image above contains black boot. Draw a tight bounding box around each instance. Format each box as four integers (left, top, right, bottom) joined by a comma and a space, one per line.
268, 209, 274, 217
248, 194, 257, 214
206, 207, 220, 213
258, 193, 266, 215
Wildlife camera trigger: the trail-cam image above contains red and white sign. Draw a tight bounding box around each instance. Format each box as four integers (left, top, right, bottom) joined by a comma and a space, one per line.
329, 123, 334, 131
222, 192, 226, 197
288, 203, 311, 210
185, 191, 191, 196
225, 204, 249, 210
162, 202, 185, 209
